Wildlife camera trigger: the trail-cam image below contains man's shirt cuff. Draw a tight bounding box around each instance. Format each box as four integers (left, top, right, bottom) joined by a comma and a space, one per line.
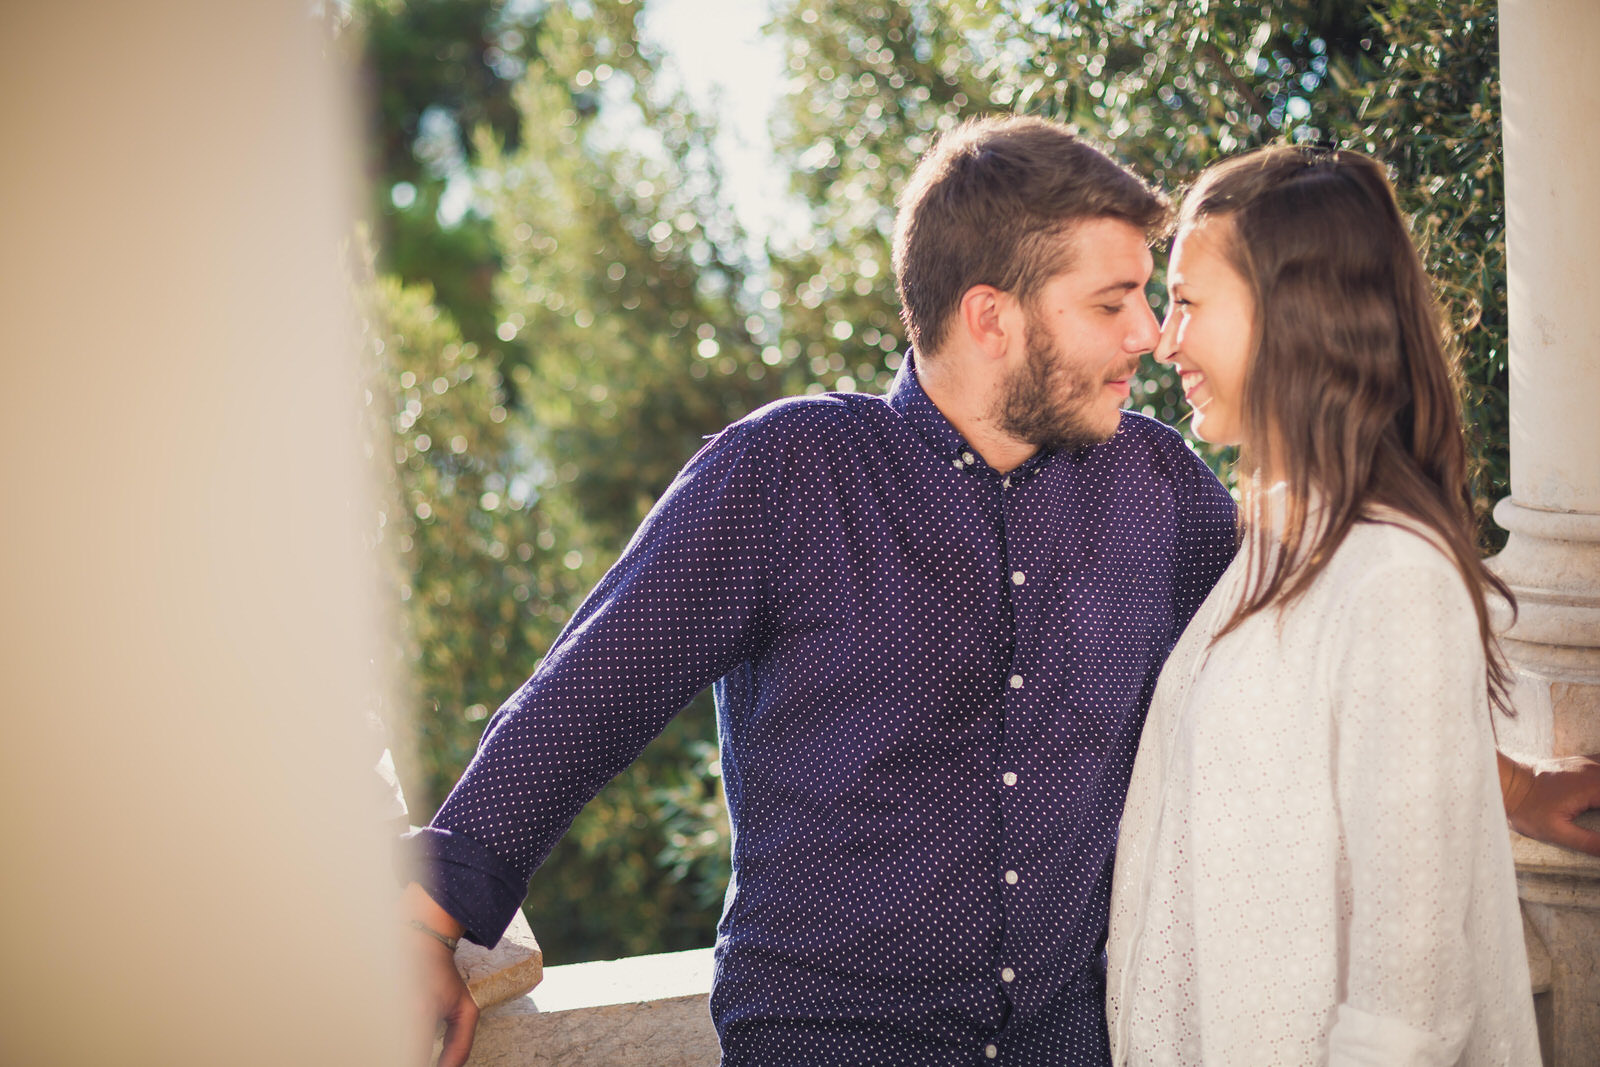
403, 825, 527, 947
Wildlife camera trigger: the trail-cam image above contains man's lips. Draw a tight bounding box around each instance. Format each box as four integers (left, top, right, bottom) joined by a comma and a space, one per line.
1105, 361, 1141, 396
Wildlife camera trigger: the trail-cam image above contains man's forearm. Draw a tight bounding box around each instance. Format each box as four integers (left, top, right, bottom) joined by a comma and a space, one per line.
1497, 751, 1535, 819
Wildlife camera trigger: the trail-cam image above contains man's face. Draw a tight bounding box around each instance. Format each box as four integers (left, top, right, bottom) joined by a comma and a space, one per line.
993, 218, 1159, 451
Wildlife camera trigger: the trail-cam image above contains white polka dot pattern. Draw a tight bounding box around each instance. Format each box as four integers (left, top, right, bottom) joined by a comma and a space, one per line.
1107, 518, 1540, 1066
412, 354, 1237, 1064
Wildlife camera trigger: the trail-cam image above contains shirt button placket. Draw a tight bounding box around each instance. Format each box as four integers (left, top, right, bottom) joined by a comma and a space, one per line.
997, 493, 1029, 1042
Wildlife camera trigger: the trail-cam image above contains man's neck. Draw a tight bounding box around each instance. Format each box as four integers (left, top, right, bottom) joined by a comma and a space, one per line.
915, 350, 1037, 474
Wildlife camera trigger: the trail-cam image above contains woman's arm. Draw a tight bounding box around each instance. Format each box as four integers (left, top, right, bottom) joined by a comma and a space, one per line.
1327, 559, 1498, 1065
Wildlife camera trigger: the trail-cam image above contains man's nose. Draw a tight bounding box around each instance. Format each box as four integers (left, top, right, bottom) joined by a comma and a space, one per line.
1126, 297, 1161, 355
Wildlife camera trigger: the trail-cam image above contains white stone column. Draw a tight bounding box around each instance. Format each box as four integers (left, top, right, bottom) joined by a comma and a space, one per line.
1494, 1, 1600, 1062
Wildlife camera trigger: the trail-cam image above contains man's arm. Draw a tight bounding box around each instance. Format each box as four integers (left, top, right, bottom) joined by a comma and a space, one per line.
411, 417, 781, 946
401, 415, 788, 1063
1498, 750, 1600, 855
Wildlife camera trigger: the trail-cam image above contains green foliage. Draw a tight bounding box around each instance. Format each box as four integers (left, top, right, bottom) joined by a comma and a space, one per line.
362, 275, 584, 816
366, 0, 778, 963
764, 1, 991, 397
484, 11, 805, 549
1340, 0, 1508, 546
356, 0, 545, 347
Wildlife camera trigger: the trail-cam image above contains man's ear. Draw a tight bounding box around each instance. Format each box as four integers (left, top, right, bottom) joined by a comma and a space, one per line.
955, 284, 1018, 361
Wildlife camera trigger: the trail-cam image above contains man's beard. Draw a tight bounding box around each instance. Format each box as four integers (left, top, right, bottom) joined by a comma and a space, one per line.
994, 320, 1129, 453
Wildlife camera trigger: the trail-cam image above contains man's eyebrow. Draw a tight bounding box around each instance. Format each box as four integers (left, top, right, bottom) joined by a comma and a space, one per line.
1087, 280, 1144, 298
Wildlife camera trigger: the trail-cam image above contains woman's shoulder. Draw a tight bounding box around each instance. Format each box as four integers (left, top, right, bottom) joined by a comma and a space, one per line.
1344, 506, 1458, 559
1322, 511, 1474, 614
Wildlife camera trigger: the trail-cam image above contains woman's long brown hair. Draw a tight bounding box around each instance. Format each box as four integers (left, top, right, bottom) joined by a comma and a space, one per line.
1185, 145, 1515, 715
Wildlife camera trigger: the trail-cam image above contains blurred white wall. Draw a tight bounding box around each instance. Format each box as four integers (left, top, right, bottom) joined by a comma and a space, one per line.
0, 3, 412, 1062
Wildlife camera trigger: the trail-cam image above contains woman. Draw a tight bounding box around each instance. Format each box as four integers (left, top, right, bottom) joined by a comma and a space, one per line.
1105, 146, 1540, 1065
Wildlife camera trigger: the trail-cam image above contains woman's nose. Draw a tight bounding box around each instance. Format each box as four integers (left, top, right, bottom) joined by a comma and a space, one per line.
1152, 311, 1179, 365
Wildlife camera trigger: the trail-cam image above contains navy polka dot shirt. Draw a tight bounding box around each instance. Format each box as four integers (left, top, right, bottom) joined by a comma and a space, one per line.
411, 354, 1237, 1064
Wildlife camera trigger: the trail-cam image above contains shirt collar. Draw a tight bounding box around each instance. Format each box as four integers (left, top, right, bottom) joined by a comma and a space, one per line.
887, 350, 969, 460
886, 350, 1056, 483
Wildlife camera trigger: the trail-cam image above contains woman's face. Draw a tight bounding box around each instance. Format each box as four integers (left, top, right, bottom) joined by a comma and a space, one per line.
1154, 219, 1255, 446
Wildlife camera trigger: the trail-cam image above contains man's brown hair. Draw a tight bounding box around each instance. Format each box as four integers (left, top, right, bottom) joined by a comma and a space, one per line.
892, 115, 1170, 356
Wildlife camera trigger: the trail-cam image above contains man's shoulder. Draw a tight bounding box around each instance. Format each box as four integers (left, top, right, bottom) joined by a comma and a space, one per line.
1094, 410, 1221, 485
718, 390, 886, 454
1106, 408, 1192, 452
739, 391, 866, 429
1089, 412, 1237, 550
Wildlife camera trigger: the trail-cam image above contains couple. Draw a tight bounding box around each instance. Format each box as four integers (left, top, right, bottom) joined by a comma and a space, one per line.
405, 117, 1595, 1065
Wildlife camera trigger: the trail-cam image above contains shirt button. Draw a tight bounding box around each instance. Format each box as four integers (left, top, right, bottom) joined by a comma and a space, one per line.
953, 458, 964, 469
1005, 869, 1019, 885
1001, 966, 1016, 983
963, 451, 975, 464
1002, 771, 1018, 786
1002, 476, 1011, 489
1011, 570, 1025, 585
985, 1045, 999, 1059
1009, 674, 1024, 689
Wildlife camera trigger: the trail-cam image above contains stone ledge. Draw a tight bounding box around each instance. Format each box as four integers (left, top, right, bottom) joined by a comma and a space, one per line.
455, 908, 544, 1012
1525, 913, 1553, 995
463, 947, 718, 1067
1512, 817, 1600, 909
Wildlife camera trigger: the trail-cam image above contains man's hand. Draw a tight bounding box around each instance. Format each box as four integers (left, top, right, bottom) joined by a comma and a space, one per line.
1503, 752, 1600, 857
401, 882, 479, 1067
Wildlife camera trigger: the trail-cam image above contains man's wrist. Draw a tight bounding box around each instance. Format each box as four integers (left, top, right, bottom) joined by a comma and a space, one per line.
1502, 756, 1536, 822
400, 881, 467, 942
408, 917, 461, 952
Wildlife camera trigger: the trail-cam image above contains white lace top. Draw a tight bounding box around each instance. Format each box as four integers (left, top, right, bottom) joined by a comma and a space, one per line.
1106, 515, 1539, 1066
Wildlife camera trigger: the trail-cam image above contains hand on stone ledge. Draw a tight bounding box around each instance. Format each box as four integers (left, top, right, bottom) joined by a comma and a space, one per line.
1509, 753, 1600, 857
400, 883, 479, 1067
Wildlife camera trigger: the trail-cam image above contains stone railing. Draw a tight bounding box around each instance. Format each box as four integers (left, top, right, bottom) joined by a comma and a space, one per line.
448, 850, 1600, 1067
444, 917, 717, 1067
1512, 822, 1600, 1066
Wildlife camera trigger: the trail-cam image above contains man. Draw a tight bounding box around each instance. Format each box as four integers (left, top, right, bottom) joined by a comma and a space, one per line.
404, 116, 1600, 1066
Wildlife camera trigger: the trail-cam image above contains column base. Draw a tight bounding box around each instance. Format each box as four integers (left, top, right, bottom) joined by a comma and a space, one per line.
1490, 496, 1600, 1064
